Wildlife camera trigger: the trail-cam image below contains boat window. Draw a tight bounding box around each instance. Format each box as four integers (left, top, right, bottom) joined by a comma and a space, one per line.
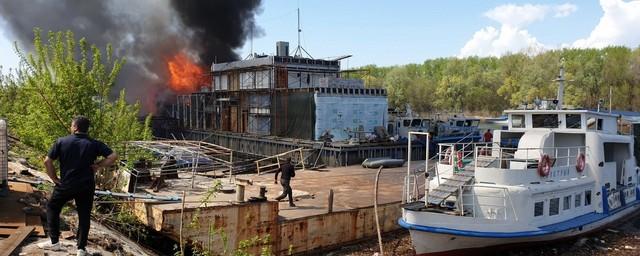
464, 120, 472, 127
575, 193, 582, 207
387, 124, 394, 134
456, 121, 465, 127
403, 120, 411, 127
549, 198, 560, 215
587, 117, 597, 130
532, 114, 559, 128
534, 201, 544, 217
421, 120, 430, 127
566, 114, 582, 129
472, 120, 479, 126
563, 195, 571, 210
411, 119, 421, 127
512, 115, 525, 128
585, 190, 592, 206
597, 119, 603, 130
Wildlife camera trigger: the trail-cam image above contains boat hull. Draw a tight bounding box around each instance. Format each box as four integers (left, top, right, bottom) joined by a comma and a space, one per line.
403, 202, 640, 255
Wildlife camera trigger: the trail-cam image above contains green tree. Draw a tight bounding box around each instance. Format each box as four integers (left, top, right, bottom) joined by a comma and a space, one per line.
342, 46, 640, 114
0, 29, 151, 153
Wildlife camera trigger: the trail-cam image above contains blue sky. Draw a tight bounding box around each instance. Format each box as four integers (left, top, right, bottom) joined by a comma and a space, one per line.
1, 0, 639, 70
238, 1, 602, 67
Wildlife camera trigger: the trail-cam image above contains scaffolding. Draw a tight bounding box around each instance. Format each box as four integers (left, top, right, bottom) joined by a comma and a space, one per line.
120, 140, 239, 193
0, 119, 7, 196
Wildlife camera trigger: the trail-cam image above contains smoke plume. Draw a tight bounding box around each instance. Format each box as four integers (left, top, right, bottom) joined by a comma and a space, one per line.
0, 0, 263, 114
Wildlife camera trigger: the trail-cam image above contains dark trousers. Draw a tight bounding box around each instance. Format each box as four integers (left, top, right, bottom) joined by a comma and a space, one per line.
275, 179, 294, 205
46, 184, 94, 249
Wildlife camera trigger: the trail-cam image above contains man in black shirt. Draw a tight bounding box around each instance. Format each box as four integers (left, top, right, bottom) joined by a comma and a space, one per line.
37, 116, 117, 256
274, 157, 296, 207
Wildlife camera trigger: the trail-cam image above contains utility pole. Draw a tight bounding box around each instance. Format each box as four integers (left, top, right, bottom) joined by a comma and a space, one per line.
555, 58, 566, 110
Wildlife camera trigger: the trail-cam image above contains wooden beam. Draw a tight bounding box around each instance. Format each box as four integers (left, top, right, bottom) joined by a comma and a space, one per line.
328, 189, 334, 213
0, 226, 35, 256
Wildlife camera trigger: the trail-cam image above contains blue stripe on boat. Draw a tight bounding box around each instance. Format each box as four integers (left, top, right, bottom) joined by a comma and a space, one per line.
399, 200, 639, 238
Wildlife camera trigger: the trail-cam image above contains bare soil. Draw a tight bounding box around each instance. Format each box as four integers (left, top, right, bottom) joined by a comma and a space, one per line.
320, 215, 640, 256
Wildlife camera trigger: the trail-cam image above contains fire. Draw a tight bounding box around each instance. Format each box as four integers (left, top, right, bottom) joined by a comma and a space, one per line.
166, 53, 209, 93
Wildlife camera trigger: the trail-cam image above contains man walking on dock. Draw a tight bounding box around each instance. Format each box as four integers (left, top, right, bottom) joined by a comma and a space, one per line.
37, 116, 118, 256
274, 157, 296, 207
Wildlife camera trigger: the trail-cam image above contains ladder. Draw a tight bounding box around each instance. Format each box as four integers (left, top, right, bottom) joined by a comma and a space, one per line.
427, 169, 475, 205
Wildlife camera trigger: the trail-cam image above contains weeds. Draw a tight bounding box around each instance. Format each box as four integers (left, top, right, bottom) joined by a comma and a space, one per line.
177, 179, 273, 256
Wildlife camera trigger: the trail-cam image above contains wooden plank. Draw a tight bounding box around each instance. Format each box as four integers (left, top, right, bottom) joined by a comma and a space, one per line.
0, 182, 46, 237
25, 215, 45, 237
230, 106, 238, 133
0, 226, 35, 256
0, 227, 19, 236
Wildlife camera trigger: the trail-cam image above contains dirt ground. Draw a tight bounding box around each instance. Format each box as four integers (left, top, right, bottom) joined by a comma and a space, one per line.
7, 157, 640, 256
16, 214, 153, 256
5, 159, 155, 256
320, 215, 640, 256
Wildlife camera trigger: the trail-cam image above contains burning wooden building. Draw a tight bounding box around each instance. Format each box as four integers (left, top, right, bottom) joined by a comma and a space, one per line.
171, 42, 387, 142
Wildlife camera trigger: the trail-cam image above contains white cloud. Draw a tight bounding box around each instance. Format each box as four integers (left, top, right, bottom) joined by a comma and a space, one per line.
573, 0, 640, 48
554, 3, 578, 18
460, 3, 577, 57
460, 25, 545, 57
484, 4, 550, 27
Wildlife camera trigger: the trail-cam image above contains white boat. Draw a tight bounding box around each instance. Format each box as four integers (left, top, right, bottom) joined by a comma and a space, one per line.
388, 109, 481, 145
387, 107, 433, 141
400, 65, 640, 255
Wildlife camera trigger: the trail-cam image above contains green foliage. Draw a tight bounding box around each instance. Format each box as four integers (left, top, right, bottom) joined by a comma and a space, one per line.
235, 235, 271, 256
354, 46, 640, 114
0, 28, 151, 155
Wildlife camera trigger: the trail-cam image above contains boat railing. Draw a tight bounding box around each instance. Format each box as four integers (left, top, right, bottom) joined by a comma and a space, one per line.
403, 172, 418, 203
458, 184, 518, 221
437, 142, 496, 165
474, 145, 587, 170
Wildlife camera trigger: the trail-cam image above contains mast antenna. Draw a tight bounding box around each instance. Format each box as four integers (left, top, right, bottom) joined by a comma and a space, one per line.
293, 8, 312, 58
245, 26, 254, 60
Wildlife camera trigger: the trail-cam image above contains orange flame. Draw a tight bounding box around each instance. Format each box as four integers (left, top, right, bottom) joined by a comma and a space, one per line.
167, 53, 209, 93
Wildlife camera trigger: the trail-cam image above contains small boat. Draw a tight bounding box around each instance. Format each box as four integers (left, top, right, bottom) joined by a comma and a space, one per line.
400, 64, 640, 255
430, 116, 482, 144
484, 115, 508, 125
387, 107, 433, 142
361, 157, 405, 168
387, 109, 482, 149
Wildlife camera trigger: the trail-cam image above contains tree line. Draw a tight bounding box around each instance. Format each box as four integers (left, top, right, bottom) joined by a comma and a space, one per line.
351, 46, 640, 115
0, 29, 151, 154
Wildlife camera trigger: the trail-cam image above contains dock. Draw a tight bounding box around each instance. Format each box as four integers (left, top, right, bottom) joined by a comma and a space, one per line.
131, 162, 427, 255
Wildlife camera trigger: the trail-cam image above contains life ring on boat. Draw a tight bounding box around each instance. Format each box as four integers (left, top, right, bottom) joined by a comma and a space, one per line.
537, 154, 552, 177
441, 147, 453, 164
456, 151, 464, 168
575, 153, 586, 173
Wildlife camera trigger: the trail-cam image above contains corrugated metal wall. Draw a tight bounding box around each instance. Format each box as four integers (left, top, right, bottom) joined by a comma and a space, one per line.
314, 94, 387, 141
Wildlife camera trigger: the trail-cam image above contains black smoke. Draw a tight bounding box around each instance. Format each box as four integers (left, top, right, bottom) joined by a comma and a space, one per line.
0, 0, 263, 113
170, 1, 263, 64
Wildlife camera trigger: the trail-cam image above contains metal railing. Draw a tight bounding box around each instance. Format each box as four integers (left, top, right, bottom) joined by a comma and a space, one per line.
255, 148, 305, 175
437, 142, 495, 165
474, 145, 587, 170
458, 185, 518, 221
405, 131, 430, 205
